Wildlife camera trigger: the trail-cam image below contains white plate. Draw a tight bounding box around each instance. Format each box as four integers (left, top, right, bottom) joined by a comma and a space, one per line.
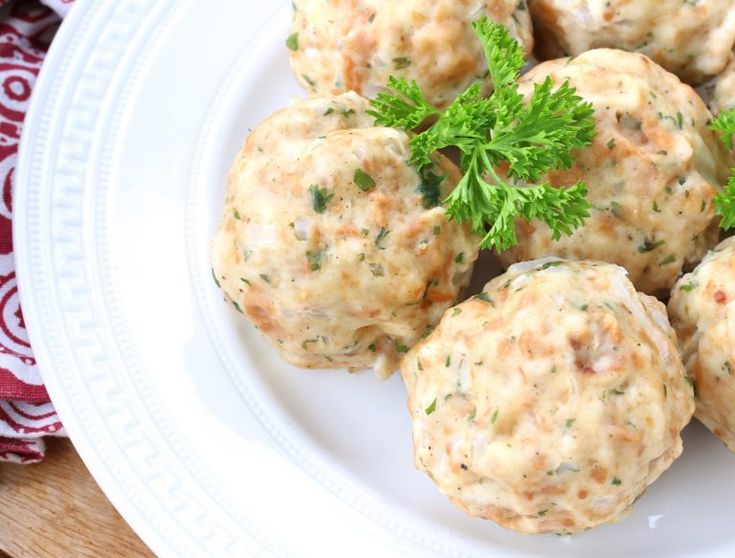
14, 1, 735, 556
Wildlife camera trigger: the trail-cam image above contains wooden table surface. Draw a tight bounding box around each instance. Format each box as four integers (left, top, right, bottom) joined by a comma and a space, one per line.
0, 438, 152, 557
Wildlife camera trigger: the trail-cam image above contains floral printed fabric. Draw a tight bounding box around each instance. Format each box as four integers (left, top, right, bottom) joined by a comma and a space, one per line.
0, 0, 73, 464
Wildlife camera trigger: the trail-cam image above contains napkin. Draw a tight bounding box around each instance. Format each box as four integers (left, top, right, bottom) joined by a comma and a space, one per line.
0, 0, 73, 464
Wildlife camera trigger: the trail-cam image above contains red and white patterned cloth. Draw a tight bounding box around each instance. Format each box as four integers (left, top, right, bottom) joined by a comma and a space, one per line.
0, 0, 73, 464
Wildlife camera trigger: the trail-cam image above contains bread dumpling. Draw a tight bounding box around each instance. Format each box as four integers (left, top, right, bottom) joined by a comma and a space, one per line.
669, 237, 735, 451
211, 92, 478, 378
288, 0, 533, 108
498, 49, 732, 294
529, 0, 735, 85
402, 258, 694, 533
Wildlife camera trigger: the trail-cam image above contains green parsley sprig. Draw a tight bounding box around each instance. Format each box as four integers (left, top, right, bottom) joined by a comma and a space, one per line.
710, 108, 735, 150
367, 18, 596, 251
709, 108, 735, 229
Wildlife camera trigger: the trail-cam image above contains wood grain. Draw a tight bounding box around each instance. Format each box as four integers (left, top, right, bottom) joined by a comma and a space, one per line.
0, 438, 152, 558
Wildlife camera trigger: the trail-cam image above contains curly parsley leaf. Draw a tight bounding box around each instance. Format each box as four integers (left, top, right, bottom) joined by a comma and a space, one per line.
472, 16, 525, 91
487, 78, 596, 182
368, 18, 596, 251
710, 108, 735, 229
715, 174, 735, 230
710, 108, 735, 150
367, 76, 440, 130
444, 151, 590, 251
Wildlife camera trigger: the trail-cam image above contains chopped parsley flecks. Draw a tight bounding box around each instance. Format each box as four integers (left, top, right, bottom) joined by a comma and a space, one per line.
445, 355, 451, 367
432, 225, 441, 235
233, 208, 242, 220
286, 32, 299, 51
259, 273, 271, 283
680, 281, 696, 292
368, 343, 376, 352
212, 269, 221, 289
601, 387, 625, 401
609, 200, 623, 218
455, 252, 465, 264
638, 238, 665, 253
393, 56, 412, 70
309, 184, 334, 213
541, 260, 563, 270
473, 292, 495, 306
491, 409, 499, 424
418, 168, 443, 209
452, 308, 462, 317
566, 418, 576, 428
324, 107, 334, 116
375, 227, 390, 250
606, 138, 616, 150
652, 201, 661, 213
306, 250, 324, 271
354, 168, 376, 192
611, 477, 622, 486
394, 341, 409, 353
425, 398, 437, 415
659, 254, 676, 266
240, 277, 251, 286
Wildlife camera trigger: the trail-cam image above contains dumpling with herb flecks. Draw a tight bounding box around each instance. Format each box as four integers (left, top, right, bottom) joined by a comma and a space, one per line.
402, 258, 694, 534
287, 0, 533, 109
211, 92, 479, 378
530, 0, 735, 85
669, 236, 735, 451
498, 49, 732, 295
